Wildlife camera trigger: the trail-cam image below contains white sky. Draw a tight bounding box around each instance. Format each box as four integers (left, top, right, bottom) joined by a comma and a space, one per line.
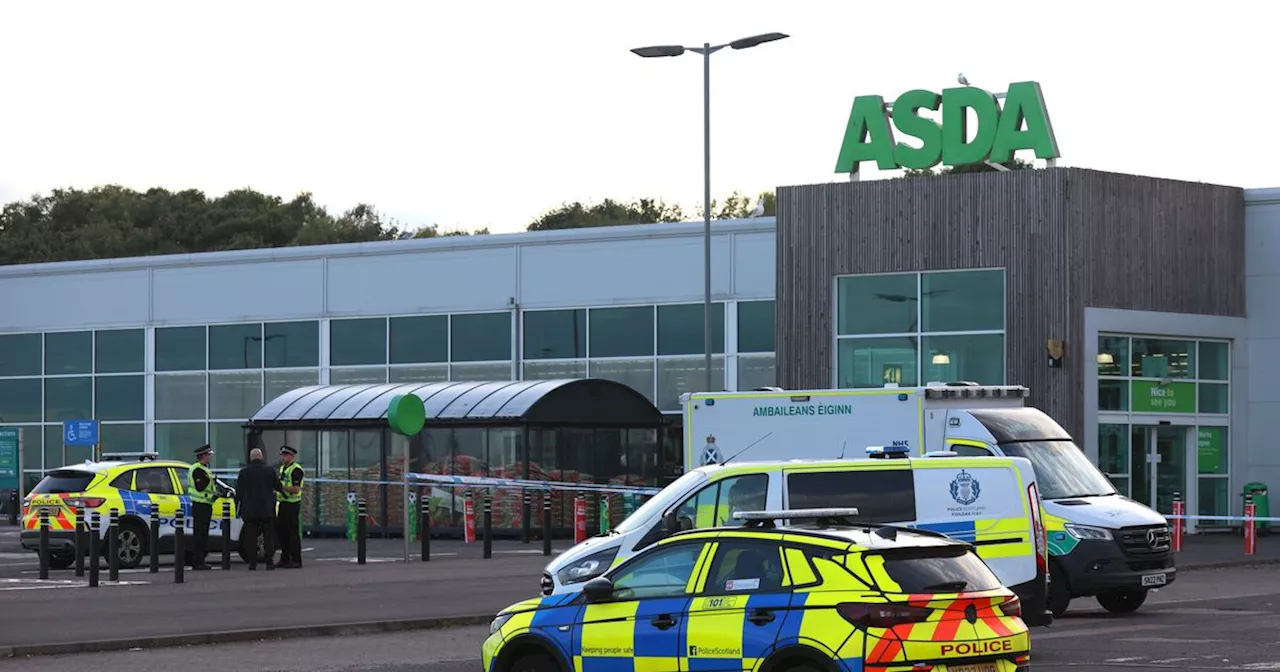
1, 1, 1275, 235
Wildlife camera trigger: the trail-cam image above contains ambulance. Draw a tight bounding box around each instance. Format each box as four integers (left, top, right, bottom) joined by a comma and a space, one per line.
680, 384, 1175, 616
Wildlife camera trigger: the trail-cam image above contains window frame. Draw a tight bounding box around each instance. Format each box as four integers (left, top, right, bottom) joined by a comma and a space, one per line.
603, 539, 710, 602
697, 537, 821, 596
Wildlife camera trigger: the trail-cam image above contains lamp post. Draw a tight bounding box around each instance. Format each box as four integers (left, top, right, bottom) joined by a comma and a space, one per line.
631, 32, 789, 392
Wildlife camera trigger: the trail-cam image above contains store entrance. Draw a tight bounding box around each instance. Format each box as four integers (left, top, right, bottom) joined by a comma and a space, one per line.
1130, 425, 1189, 518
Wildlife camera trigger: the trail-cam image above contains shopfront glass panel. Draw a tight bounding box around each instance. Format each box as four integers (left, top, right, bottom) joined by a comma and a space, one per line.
1199, 341, 1229, 381
264, 321, 320, 368
656, 356, 726, 411
388, 364, 449, 383
837, 336, 918, 388
263, 369, 319, 404
1198, 477, 1229, 521
95, 376, 144, 421
836, 274, 917, 335
155, 373, 208, 420
657, 303, 725, 356
523, 360, 587, 380
1199, 383, 1229, 414
524, 309, 586, 359
1098, 380, 1128, 411
330, 367, 388, 385
95, 329, 144, 373
209, 422, 249, 469
1097, 335, 1128, 377
737, 301, 775, 353
156, 326, 207, 372
737, 354, 775, 390
0, 379, 41, 423
1197, 426, 1228, 475
1098, 423, 1130, 495
389, 315, 449, 364
588, 359, 655, 403
921, 334, 1003, 385
100, 423, 145, 454
331, 318, 388, 366
208, 323, 264, 370
1131, 338, 1195, 378
155, 422, 207, 460
0, 334, 41, 376
44, 377, 92, 422
208, 372, 263, 420
921, 270, 1004, 332
450, 313, 512, 362
450, 362, 512, 381
44, 331, 92, 375
589, 306, 654, 357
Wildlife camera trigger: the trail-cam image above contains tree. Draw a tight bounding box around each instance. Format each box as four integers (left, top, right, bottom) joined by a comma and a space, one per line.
0, 185, 483, 266
697, 190, 776, 220
901, 157, 1038, 178
526, 198, 685, 231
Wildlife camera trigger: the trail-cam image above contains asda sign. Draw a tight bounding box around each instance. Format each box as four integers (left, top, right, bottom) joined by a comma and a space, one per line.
834, 81, 1060, 173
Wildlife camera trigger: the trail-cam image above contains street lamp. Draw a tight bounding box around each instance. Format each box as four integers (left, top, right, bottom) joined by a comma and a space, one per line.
631, 31, 789, 392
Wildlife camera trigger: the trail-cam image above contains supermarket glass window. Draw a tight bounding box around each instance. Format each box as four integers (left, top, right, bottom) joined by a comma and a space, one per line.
209, 371, 263, 419
1199, 342, 1229, 381
1097, 335, 1129, 377
737, 301, 775, 353
921, 270, 1005, 333
155, 423, 207, 461
836, 274, 917, 336
264, 321, 320, 368
208, 323, 264, 370
450, 312, 512, 362
738, 355, 775, 390
0, 334, 42, 376
1098, 380, 1129, 411
331, 318, 388, 366
0, 378, 42, 423
210, 422, 249, 469
656, 357, 726, 411
1196, 426, 1228, 475
524, 309, 587, 360
588, 359, 655, 403
155, 373, 208, 421
155, 326, 207, 372
44, 331, 92, 375
1199, 383, 1229, 414
100, 424, 145, 454
1130, 338, 1195, 378
95, 329, 144, 373
95, 376, 144, 421
921, 334, 1004, 385
837, 337, 919, 388
44, 377, 92, 422
264, 369, 319, 404
389, 315, 448, 364
658, 303, 725, 356
589, 306, 654, 358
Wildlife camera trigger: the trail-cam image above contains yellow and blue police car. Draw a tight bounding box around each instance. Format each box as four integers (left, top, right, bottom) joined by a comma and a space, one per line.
19, 452, 253, 569
485, 508, 1031, 672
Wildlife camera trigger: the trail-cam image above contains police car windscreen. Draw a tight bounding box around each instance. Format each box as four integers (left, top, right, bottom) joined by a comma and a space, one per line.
30, 470, 95, 494
967, 408, 1072, 443
873, 546, 1002, 593
786, 470, 916, 523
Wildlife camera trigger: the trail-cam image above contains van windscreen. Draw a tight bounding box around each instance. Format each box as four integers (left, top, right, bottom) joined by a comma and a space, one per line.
786, 469, 916, 523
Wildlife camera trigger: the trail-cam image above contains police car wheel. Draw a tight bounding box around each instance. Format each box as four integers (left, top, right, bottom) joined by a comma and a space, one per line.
115, 523, 146, 569
48, 551, 75, 570
1096, 588, 1147, 614
508, 652, 558, 672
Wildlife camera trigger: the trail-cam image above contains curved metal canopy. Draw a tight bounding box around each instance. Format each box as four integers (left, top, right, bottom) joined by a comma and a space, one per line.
248, 378, 663, 426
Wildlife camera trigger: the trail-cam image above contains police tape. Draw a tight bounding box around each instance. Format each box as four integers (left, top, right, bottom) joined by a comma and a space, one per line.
406, 472, 662, 495
1163, 514, 1280, 523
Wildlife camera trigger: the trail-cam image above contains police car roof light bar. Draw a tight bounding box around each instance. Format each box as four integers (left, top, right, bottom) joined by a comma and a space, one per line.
733, 508, 862, 529
99, 451, 160, 463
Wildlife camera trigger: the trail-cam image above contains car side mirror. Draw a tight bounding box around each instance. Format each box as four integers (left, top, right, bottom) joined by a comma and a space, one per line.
583, 577, 615, 603
662, 512, 680, 534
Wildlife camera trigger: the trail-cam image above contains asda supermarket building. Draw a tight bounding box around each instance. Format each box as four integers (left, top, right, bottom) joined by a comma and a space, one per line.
0, 81, 1277, 533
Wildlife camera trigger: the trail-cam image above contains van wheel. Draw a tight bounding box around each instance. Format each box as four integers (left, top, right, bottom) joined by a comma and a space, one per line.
48, 551, 75, 570
1047, 562, 1071, 616
1097, 588, 1147, 614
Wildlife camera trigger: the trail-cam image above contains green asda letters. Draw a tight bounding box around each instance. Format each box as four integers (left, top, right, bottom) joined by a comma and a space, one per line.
834, 81, 1060, 173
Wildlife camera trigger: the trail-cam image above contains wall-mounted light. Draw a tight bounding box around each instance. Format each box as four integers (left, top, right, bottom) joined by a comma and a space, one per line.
1097, 353, 1115, 365
932, 353, 951, 365
1046, 339, 1065, 369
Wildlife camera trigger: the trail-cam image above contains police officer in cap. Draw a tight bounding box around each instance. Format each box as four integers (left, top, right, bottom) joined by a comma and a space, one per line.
187, 444, 217, 570
275, 445, 305, 568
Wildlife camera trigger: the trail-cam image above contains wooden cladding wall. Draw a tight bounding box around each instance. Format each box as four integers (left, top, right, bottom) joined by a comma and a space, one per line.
775, 168, 1244, 439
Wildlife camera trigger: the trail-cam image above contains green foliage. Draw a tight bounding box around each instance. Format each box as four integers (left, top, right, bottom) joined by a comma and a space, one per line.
901, 157, 1037, 178
527, 198, 686, 232
0, 185, 483, 266
697, 190, 776, 220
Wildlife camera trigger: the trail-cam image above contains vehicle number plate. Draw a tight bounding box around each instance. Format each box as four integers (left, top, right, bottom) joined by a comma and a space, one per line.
950, 664, 999, 672
1141, 573, 1167, 587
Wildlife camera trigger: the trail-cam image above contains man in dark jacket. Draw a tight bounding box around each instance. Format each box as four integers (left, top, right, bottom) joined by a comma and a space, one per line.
234, 448, 282, 571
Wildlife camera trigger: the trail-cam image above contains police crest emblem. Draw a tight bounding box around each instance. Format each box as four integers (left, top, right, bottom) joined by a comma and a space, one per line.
950, 469, 981, 505
700, 434, 723, 466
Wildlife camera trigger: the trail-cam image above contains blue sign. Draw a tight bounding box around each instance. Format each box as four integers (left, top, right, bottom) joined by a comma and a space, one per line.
63, 420, 100, 447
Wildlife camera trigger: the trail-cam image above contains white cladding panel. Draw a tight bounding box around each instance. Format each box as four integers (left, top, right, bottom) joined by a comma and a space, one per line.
0, 270, 150, 331
519, 234, 733, 308
152, 259, 325, 325
732, 231, 777, 298
326, 246, 518, 316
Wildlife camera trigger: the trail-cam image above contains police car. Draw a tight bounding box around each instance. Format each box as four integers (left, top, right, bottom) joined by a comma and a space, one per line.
485, 508, 1031, 672
19, 452, 256, 568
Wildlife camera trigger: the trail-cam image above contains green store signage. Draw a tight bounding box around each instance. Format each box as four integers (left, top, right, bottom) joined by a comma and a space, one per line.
1197, 426, 1225, 474
834, 81, 1060, 174
1130, 380, 1196, 413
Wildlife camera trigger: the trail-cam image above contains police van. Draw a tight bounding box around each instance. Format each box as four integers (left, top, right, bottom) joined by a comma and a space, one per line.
681, 383, 1175, 616
541, 448, 1053, 626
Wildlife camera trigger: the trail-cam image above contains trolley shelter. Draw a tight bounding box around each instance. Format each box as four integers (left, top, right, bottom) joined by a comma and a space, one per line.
244, 378, 665, 537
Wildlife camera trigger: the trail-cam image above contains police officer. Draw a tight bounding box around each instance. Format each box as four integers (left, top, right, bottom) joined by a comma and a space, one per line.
187, 444, 216, 571
275, 445, 305, 569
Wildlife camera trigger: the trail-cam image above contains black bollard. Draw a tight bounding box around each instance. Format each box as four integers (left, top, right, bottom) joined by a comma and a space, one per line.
6, 490, 16, 526
107, 508, 120, 582
174, 509, 185, 584
522, 491, 531, 544
221, 502, 231, 570
89, 511, 101, 588
74, 507, 85, 577
38, 508, 49, 580
356, 498, 367, 565
542, 491, 552, 557
420, 499, 430, 562
483, 493, 492, 560
149, 503, 160, 574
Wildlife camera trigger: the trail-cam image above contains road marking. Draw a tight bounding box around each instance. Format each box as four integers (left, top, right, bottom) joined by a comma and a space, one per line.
0, 577, 149, 590
1241, 664, 1280, 671
1150, 658, 1198, 664
1119, 637, 1230, 644
1105, 657, 1148, 662
0, 552, 30, 559
1035, 623, 1169, 641
1157, 607, 1272, 616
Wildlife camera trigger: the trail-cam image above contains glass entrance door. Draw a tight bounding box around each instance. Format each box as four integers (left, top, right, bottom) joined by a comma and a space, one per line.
1130, 425, 1188, 516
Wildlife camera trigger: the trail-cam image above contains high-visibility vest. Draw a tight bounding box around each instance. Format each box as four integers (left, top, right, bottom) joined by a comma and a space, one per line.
188, 463, 217, 505
277, 462, 304, 504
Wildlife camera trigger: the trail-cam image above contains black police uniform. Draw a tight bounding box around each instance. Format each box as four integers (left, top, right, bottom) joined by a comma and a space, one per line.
275, 445, 305, 568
